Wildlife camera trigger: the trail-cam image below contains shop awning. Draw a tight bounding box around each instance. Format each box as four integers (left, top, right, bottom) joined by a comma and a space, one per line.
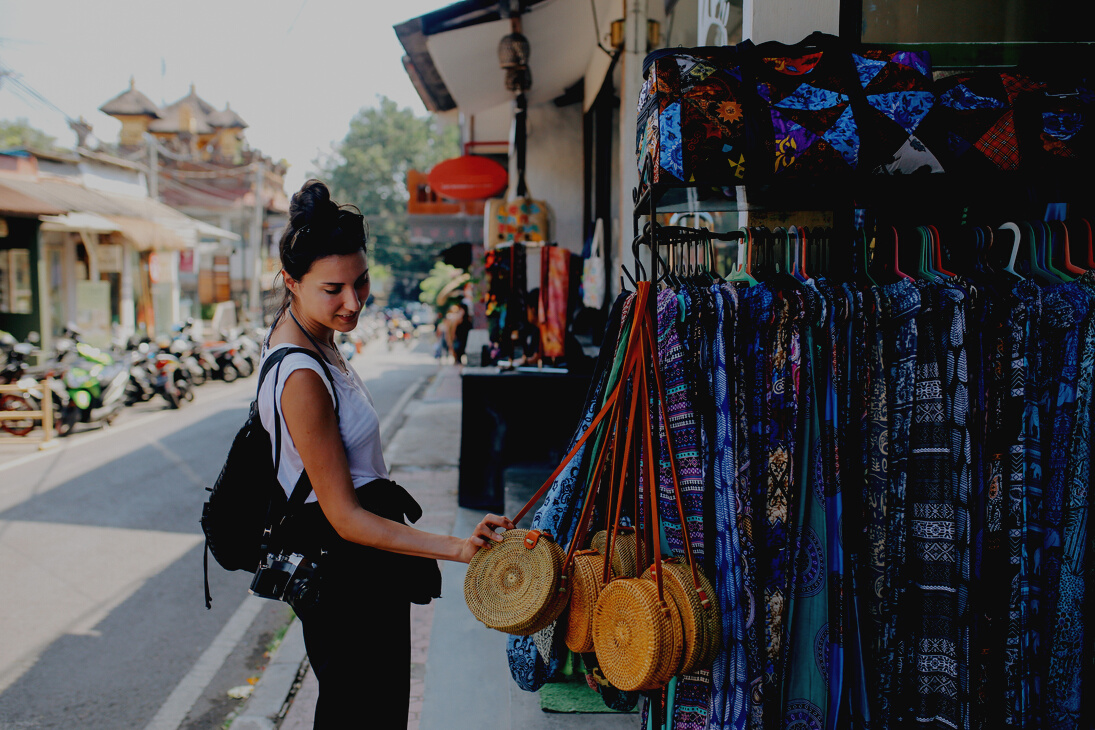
40, 211, 120, 234
396, 0, 619, 115
0, 175, 237, 250
0, 182, 65, 217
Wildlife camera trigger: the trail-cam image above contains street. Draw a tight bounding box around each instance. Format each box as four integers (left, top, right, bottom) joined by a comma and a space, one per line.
0, 336, 439, 730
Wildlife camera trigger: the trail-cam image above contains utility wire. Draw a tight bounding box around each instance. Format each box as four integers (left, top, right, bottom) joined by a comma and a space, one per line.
0, 63, 77, 124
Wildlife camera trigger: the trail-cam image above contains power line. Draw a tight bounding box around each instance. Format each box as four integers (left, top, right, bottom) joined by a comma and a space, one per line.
0, 62, 76, 124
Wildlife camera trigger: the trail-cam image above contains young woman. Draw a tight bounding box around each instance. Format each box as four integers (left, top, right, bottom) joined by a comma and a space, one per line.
259, 179, 512, 728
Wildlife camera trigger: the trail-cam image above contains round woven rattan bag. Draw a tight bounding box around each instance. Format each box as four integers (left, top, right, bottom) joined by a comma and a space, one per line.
592, 576, 684, 691
641, 560, 720, 674
464, 529, 567, 635
565, 549, 608, 652
590, 528, 638, 578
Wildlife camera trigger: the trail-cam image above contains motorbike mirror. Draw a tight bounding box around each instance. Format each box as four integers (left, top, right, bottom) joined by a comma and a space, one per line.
27, 331, 40, 344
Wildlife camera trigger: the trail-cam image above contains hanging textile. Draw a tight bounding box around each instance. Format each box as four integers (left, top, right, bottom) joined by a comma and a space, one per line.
538, 246, 570, 358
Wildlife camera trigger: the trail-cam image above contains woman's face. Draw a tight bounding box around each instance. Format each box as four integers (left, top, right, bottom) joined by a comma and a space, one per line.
288, 251, 370, 334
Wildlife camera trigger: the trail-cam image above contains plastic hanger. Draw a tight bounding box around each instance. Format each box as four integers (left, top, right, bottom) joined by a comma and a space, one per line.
856, 229, 878, 287
1039, 220, 1072, 282
927, 225, 955, 278
1051, 220, 1085, 277
725, 228, 758, 285
1065, 218, 1095, 270
892, 226, 912, 281
1029, 218, 1064, 284
998, 222, 1024, 280
799, 226, 813, 280
789, 226, 807, 282
913, 227, 936, 281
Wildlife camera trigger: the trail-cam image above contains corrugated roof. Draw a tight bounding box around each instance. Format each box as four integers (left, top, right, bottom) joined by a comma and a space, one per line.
0, 181, 65, 217
99, 78, 162, 118
0, 175, 235, 249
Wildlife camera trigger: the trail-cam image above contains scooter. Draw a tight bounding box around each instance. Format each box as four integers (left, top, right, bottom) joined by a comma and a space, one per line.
148, 344, 193, 409
0, 331, 71, 437
54, 337, 129, 434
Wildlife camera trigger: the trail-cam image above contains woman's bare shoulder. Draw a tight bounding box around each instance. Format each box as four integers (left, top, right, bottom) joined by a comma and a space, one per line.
267, 320, 318, 352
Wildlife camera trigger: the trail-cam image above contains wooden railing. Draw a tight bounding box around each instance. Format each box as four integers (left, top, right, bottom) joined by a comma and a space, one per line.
0, 378, 57, 449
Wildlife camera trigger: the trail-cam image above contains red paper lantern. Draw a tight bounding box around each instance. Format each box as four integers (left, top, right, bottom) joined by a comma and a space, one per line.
427, 155, 508, 200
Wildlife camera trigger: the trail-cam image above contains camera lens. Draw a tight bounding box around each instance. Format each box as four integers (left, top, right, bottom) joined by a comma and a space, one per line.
285, 576, 320, 617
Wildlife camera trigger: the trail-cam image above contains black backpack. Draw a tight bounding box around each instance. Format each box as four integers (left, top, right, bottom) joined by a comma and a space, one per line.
201, 346, 338, 608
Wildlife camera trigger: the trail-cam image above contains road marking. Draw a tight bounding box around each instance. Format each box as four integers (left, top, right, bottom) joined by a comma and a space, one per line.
380, 374, 428, 440
0, 410, 173, 474
142, 596, 266, 730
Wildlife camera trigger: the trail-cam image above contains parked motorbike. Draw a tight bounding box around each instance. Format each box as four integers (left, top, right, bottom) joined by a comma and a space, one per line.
149, 338, 193, 408
204, 337, 253, 382
124, 341, 157, 406
0, 331, 71, 437
51, 330, 129, 434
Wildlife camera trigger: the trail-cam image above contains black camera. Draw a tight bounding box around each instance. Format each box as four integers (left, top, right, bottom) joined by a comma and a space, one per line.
250, 552, 321, 617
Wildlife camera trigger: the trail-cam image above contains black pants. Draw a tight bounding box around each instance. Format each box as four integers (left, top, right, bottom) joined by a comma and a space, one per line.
287, 494, 413, 728
301, 550, 411, 729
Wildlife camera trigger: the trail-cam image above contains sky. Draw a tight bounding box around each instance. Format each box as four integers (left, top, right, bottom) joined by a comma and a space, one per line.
0, 0, 451, 193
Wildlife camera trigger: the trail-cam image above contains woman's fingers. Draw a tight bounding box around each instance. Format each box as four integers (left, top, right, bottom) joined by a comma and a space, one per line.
482, 513, 516, 531
468, 514, 516, 551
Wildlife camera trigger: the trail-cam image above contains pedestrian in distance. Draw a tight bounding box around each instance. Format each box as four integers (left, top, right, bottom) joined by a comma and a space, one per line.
262, 179, 513, 728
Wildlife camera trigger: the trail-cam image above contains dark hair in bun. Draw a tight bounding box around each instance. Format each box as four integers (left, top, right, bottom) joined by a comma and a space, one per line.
276, 179, 368, 315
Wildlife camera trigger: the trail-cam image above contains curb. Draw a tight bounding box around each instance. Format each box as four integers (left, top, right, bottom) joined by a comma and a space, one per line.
230, 619, 306, 730
226, 369, 433, 728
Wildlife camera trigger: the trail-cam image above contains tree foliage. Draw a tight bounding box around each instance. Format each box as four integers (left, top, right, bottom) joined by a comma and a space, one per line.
315, 97, 459, 278
0, 117, 59, 151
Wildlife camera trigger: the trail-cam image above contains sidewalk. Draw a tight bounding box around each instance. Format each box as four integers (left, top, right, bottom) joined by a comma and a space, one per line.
235, 363, 636, 729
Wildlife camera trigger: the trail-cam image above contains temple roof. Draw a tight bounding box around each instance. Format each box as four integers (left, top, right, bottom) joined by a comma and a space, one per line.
99, 77, 161, 118
208, 103, 248, 129
148, 84, 216, 134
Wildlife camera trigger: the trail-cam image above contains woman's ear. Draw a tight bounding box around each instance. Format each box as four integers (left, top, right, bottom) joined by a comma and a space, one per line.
284, 271, 300, 296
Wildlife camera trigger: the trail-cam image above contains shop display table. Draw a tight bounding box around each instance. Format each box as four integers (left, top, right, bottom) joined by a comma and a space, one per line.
458, 367, 593, 513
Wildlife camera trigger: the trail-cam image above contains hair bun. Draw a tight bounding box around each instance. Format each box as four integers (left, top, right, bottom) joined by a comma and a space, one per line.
290, 179, 340, 230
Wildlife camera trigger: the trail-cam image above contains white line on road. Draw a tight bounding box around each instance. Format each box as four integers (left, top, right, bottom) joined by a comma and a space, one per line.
0, 411, 171, 474
380, 374, 428, 440
143, 596, 267, 730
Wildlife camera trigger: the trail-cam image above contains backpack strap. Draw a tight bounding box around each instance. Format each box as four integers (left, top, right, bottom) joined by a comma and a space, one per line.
202, 346, 340, 610
261, 346, 340, 551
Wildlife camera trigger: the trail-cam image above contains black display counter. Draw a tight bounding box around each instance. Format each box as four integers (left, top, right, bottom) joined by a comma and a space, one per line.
458, 367, 593, 513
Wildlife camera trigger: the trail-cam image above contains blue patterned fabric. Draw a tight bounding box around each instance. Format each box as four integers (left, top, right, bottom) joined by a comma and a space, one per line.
709, 285, 748, 730
1046, 273, 1095, 727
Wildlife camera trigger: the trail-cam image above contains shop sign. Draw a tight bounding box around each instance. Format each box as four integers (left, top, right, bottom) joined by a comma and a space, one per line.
97, 243, 124, 273
179, 249, 195, 273
148, 251, 175, 284
427, 155, 508, 200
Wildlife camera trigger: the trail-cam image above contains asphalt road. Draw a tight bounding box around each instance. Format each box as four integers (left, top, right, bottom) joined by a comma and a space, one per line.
0, 336, 438, 729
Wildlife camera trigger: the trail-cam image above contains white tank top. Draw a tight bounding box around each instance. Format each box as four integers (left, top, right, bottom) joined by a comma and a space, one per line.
257, 343, 389, 503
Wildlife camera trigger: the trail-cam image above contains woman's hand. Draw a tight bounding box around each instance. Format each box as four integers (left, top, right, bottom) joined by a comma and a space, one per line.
459, 513, 516, 563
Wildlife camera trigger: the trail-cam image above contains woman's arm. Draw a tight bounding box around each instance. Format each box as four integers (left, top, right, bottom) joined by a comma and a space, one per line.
280, 368, 513, 562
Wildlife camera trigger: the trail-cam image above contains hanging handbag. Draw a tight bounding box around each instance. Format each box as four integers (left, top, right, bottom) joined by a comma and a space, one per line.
465, 286, 651, 635
582, 218, 607, 310
635, 314, 720, 675
637, 44, 753, 192
592, 321, 684, 691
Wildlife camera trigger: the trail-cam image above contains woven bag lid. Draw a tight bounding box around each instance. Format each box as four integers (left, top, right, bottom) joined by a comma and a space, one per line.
643, 560, 720, 674
590, 528, 638, 578
565, 550, 607, 653
464, 529, 564, 634
592, 577, 683, 692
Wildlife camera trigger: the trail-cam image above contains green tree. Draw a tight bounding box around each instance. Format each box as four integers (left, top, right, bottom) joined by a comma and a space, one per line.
315, 96, 459, 281
0, 117, 59, 151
